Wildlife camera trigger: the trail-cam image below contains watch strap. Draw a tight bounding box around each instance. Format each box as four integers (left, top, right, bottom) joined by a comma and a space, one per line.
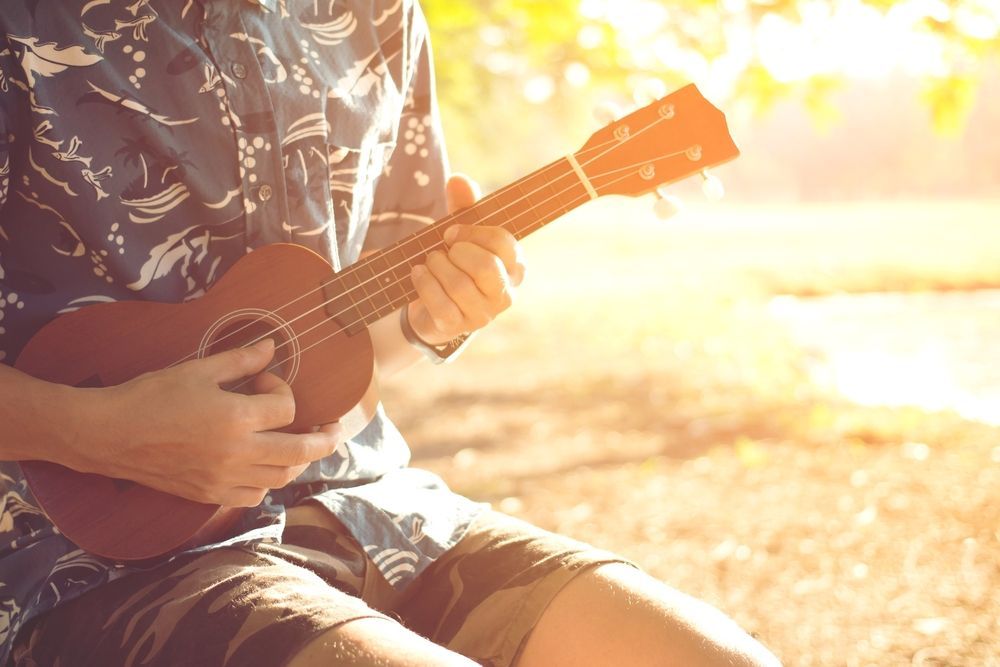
399, 306, 472, 364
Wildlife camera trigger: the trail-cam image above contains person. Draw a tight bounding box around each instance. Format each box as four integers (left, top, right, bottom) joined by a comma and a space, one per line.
0, 2, 781, 665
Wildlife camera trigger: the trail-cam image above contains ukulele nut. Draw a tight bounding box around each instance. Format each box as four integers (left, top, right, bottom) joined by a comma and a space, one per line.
639, 164, 656, 181
686, 145, 703, 162
659, 104, 675, 120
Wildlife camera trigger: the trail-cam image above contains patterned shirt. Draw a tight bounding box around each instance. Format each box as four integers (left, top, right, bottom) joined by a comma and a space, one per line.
0, 1, 482, 660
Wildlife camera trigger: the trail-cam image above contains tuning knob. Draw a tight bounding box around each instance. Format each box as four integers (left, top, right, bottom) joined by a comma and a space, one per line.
701, 170, 725, 201
653, 190, 683, 220
633, 79, 667, 107
592, 101, 624, 126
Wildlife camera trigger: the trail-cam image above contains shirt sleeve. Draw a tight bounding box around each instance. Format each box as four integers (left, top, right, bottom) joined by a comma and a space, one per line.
363, 2, 450, 253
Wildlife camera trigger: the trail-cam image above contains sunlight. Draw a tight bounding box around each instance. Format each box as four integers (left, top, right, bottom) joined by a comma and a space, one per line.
579, 0, 997, 92
828, 348, 1000, 426
756, 0, 958, 82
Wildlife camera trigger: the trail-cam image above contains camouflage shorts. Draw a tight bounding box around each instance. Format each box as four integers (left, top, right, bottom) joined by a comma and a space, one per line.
11, 504, 628, 667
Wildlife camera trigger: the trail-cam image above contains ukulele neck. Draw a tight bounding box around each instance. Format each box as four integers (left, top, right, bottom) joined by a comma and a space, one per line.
322, 157, 593, 334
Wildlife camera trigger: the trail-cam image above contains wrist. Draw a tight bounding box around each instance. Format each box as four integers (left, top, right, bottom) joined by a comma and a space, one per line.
37, 384, 100, 470
3, 371, 99, 468
400, 304, 473, 364
403, 303, 453, 347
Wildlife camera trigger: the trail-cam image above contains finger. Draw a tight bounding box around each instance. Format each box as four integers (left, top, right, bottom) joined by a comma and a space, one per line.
244, 463, 311, 490
447, 242, 512, 301
443, 225, 526, 286
240, 396, 297, 431
240, 371, 297, 430
424, 250, 493, 329
198, 339, 276, 385
249, 430, 340, 467
446, 173, 481, 213
221, 487, 269, 508
251, 369, 291, 396
411, 263, 465, 333
315, 422, 344, 437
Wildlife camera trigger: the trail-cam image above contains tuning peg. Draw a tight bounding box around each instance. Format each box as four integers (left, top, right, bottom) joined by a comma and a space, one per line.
653, 189, 684, 220
633, 79, 667, 107
700, 170, 725, 201
592, 101, 624, 126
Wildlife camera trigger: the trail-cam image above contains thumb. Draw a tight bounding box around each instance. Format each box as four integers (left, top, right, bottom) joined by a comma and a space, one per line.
446, 173, 480, 214
201, 339, 276, 385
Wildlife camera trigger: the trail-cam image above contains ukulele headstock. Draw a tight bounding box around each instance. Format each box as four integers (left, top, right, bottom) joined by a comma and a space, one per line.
575, 84, 740, 199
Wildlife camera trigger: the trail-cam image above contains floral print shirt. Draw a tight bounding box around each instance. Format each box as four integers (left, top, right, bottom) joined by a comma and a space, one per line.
0, 1, 482, 660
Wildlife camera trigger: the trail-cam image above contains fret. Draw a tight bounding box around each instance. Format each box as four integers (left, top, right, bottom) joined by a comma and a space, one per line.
339, 269, 361, 289
525, 182, 552, 214
359, 275, 377, 298
551, 165, 579, 210
386, 289, 413, 315
428, 225, 445, 245
364, 299, 399, 326
323, 275, 365, 335
355, 262, 376, 283
415, 229, 439, 252
386, 278, 408, 302
510, 182, 536, 218
545, 180, 570, 215
370, 289, 391, 312
474, 194, 504, 227
398, 237, 425, 265
369, 253, 390, 275
450, 208, 479, 228
380, 246, 406, 271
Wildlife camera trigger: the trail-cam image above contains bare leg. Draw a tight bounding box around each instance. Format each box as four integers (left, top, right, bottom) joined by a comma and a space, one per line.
517, 563, 781, 667
287, 617, 477, 667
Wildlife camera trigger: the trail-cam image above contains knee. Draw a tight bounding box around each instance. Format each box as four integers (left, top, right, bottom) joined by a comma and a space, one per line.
602, 563, 783, 667
522, 562, 782, 667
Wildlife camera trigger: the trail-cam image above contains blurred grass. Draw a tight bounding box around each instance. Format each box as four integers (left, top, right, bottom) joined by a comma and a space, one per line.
382, 199, 1000, 666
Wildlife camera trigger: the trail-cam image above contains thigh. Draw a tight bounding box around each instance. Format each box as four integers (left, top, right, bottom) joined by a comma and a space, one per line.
517, 562, 782, 667
396, 510, 631, 667
11, 544, 387, 667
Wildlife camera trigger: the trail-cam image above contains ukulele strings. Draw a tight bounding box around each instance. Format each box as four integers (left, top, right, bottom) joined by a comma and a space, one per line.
230, 153, 691, 393
235, 119, 684, 356
160, 133, 620, 371
173, 107, 683, 376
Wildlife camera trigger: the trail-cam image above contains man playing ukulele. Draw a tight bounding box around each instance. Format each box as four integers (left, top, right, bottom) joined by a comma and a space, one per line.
0, 1, 778, 664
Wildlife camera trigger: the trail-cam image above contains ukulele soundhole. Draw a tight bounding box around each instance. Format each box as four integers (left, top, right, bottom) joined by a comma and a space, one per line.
200, 309, 302, 391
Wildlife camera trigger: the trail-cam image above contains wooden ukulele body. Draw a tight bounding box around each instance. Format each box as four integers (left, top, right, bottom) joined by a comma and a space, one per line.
16, 244, 379, 561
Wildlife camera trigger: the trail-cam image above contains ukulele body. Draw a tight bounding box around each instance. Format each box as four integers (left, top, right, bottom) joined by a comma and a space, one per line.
15, 243, 378, 561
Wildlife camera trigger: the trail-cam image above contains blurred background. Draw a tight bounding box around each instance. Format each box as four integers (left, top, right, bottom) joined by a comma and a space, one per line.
382, 1, 1000, 664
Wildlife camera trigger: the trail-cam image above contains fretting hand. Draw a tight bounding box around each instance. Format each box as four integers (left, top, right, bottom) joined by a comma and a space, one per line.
406, 174, 527, 345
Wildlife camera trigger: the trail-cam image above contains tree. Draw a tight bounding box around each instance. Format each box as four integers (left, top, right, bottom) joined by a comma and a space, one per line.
422, 0, 999, 184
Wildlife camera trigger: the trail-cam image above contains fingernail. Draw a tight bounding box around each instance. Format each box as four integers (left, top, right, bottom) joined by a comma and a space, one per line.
444, 226, 458, 244
412, 264, 425, 278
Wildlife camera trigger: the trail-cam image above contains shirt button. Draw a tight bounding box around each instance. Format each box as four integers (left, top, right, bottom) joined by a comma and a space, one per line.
256, 184, 273, 202
231, 62, 248, 79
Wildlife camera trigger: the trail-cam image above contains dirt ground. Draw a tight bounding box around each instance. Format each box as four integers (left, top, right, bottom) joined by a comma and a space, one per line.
382, 201, 1000, 666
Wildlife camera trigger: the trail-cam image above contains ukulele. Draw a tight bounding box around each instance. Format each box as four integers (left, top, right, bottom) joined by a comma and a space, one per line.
16, 84, 740, 561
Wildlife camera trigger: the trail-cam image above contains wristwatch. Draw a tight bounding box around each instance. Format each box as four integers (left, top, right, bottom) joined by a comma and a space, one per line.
399, 305, 473, 364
